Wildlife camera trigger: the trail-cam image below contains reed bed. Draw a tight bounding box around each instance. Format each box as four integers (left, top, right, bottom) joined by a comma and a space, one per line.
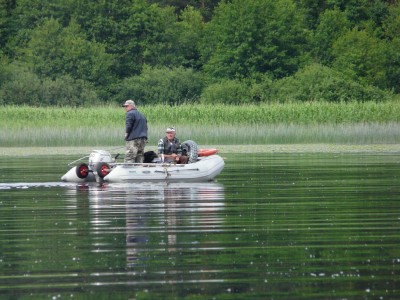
2, 101, 400, 126
1, 102, 399, 146
1, 123, 399, 147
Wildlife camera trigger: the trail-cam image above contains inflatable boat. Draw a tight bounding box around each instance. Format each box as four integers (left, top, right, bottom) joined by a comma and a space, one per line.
61, 141, 224, 183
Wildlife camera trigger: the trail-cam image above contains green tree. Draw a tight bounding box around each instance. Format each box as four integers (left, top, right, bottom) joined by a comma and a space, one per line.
200, 79, 252, 104
4, 0, 74, 57
381, 2, 400, 40
0, 64, 42, 105
67, 0, 135, 77
114, 66, 204, 105
70, 0, 184, 77
0, 0, 15, 50
295, 0, 329, 29
326, 0, 390, 26
312, 8, 351, 65
1, 0, 399, 106
381, 3, 400, 92
271, 63, 390, 102
175, 6, 205, 69
148, 0, 220, 20
135, 4, 181, 68
40, 75, 99, 106
10, 0, 73, 28
0, 62, 99, 106
23, 18, 114, 88
201, 0, 308, 81
332, 26, 389, 89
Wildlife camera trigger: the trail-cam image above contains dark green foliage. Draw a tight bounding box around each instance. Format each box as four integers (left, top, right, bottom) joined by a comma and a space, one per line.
0, 63, 99, 106
381, 3, 400, 40
312, 8, 351, 65
67, 0, 139, 77
379, 4, 400, 93
270, 64, 391, 102
147, 0, 220, 20
174, 6, 204, 69
0, 0, 399, 106
200, 80, 252, 104
328, 0, 390, 26
131, 4, 181, 68
201, 0, 308, 80
40, 76, 99, 106
332, 26, 391, 90
0, 0, 14, 50
23, 18, 114, 86
0, 63, 42, 105
113, 66, 204, 105
383, 38, 400, 93
200, 77, 277, 104
295, 0, 329, 29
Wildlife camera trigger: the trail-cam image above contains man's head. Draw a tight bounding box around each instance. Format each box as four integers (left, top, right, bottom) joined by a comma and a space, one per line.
122, 99, 135, 110
166, 127, 176, 139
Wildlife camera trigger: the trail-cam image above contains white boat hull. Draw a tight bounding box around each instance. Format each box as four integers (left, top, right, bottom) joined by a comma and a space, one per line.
104, 155, 224, 183
61, 166, 96, 183
61, 154, 225, 183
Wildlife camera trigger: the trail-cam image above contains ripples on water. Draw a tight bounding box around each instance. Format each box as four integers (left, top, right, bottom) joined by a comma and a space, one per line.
0, 153, 399, 299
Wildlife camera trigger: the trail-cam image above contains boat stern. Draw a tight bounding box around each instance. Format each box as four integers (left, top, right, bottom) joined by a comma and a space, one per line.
61, 166, 95, 183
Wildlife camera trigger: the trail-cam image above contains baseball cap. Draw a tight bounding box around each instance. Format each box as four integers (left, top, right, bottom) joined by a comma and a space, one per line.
166, 127, 176, 133
122, 99, 135, 107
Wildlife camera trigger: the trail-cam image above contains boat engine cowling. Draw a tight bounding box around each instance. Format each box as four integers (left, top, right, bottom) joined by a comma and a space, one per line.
89, 150, 114, 172
61, 150, 114, 182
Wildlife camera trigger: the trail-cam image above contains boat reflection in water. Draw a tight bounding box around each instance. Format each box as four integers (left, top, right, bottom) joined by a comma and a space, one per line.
65, 182, 225, 269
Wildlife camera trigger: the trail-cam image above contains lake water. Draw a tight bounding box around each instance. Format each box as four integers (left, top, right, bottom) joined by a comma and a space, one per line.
0, 152, 399, 299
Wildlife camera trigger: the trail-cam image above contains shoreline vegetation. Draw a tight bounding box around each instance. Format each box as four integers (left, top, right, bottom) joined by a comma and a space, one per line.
1, 102, 399, 147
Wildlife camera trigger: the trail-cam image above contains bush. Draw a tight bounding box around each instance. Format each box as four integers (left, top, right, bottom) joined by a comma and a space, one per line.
113, 66, 204, 105
270, 63, 391, 102
0, 64, 43, 105
0, 63, 99, 106
41, 75, 99, 106
200, 79, 252, 104
248, 76, 274, 103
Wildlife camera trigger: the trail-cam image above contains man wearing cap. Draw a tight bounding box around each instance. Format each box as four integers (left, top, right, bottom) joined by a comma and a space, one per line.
157, 127, 188, 164
122, 99, 148, 163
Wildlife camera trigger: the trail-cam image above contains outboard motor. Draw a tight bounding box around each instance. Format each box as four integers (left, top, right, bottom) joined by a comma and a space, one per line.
61, 150, 115, 183
89, 150, 113, 172
88, 150, 114, 181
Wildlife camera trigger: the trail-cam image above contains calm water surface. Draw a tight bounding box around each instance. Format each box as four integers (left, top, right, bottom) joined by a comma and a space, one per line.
0, 152, 399, 299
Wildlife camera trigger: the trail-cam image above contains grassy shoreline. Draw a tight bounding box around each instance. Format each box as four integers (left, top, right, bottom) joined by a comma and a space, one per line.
1, 144, 399, 156
2, 122, 400, 146
1, 103, 399, 146
2, 102, 400, 126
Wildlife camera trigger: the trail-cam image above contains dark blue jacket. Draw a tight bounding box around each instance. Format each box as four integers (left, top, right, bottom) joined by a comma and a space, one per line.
125, 109, 148, 141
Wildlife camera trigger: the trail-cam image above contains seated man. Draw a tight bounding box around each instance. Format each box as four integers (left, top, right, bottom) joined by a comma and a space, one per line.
158, 127, 188, 164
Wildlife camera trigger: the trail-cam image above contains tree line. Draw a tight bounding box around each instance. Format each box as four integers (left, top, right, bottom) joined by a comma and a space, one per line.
0, 0, 399, 106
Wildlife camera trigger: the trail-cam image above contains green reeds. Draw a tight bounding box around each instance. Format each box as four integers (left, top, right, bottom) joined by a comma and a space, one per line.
1, 102, 399, 146
2, 101, 400, 126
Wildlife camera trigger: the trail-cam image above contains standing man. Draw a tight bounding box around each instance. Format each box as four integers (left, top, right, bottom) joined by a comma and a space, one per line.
122, 99, 148, 163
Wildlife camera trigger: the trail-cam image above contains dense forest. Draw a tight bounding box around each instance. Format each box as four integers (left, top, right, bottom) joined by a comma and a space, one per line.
0, 0, 399, 106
